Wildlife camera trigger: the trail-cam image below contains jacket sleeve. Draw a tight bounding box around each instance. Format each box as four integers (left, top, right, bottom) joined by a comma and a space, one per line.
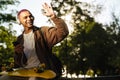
41, 17, 69, 47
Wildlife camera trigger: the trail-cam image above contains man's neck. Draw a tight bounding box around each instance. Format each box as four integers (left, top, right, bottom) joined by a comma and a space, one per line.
24, 27, 33, 34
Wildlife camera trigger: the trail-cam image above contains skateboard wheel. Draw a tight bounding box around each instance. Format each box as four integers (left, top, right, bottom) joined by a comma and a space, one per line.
33, 68, 38, 72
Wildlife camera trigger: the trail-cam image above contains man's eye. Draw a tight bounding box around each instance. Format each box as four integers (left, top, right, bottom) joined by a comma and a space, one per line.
30, 16, 34, 19
24, 16, 27, 19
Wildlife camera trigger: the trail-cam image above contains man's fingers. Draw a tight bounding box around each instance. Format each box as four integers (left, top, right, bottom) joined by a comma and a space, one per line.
41, 2, 54, 17
42, 3, 51, 9
42, 3, 48, 9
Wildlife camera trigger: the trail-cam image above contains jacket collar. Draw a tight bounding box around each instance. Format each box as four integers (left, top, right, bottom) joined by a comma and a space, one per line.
22, 26, 39, 34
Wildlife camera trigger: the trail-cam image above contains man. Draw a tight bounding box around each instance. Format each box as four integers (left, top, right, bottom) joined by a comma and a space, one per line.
0, 2, 69, 80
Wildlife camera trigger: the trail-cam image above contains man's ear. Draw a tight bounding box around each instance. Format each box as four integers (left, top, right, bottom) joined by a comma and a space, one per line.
32, 16, 35, 20
16, 17, 21, 25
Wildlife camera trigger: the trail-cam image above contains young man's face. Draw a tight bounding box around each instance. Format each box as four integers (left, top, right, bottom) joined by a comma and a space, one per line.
18, 11, 34, 28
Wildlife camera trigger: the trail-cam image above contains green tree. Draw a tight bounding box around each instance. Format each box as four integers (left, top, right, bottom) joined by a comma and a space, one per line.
51, 0, 103, 76
0, 0, 19, 70
52, 0, 120, 76
0, 0, 19, 24
105, 13, 120, 75
0, 25, 16, 66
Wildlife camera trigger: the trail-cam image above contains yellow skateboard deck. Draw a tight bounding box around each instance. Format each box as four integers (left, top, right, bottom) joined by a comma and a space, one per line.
0, 68, 56, 79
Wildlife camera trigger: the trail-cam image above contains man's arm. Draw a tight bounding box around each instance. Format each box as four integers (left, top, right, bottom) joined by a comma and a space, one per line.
41, 3, 69, 47
41, 17, 69, 47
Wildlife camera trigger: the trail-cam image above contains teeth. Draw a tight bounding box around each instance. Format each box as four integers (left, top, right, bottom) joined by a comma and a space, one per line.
27, 22, 32, 24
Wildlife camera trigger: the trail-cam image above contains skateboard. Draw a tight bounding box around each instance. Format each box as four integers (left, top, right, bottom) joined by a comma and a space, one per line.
0, 67, 56, 79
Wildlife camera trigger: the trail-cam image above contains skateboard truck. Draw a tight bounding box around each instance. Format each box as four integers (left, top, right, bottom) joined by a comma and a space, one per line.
34, 63, 46, 73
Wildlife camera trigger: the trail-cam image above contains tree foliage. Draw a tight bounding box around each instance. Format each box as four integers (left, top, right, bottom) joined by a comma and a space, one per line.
105, 13, 120, 68
0, 0, 19, 71
0, 25, 16, 65
51, 0, 120, 76
0, 0, 19, 24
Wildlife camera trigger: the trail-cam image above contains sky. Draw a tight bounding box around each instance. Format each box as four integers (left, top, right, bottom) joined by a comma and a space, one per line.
11, 0, 120, 36
12, 0, 51, 35
81, 0, 120, 24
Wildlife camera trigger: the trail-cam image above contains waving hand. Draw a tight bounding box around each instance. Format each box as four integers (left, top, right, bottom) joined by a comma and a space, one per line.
42, 3, 55, 18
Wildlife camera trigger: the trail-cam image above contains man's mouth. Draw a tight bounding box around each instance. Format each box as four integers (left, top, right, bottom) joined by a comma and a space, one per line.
27, 22, 33, 25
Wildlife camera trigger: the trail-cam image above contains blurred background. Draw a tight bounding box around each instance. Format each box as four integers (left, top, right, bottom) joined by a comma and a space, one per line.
0, 0, 120, 79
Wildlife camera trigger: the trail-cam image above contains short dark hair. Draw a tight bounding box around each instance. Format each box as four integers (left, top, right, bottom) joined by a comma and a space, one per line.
17, 9, 31, 18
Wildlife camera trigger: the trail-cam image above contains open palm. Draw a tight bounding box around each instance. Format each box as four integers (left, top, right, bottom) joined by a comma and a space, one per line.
42, 3, 55, 17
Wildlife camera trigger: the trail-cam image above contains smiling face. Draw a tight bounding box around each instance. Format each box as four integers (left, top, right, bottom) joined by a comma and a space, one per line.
18, 10, 34, 28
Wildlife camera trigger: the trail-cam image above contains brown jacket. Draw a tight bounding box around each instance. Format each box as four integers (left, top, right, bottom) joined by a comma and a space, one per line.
14, 17, 69, 73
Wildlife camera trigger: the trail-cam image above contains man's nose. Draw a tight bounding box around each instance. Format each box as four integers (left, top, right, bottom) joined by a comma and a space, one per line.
27, 17, 31, 20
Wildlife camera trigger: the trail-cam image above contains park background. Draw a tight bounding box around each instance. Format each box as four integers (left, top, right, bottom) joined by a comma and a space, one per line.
0, 0, 120, 79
